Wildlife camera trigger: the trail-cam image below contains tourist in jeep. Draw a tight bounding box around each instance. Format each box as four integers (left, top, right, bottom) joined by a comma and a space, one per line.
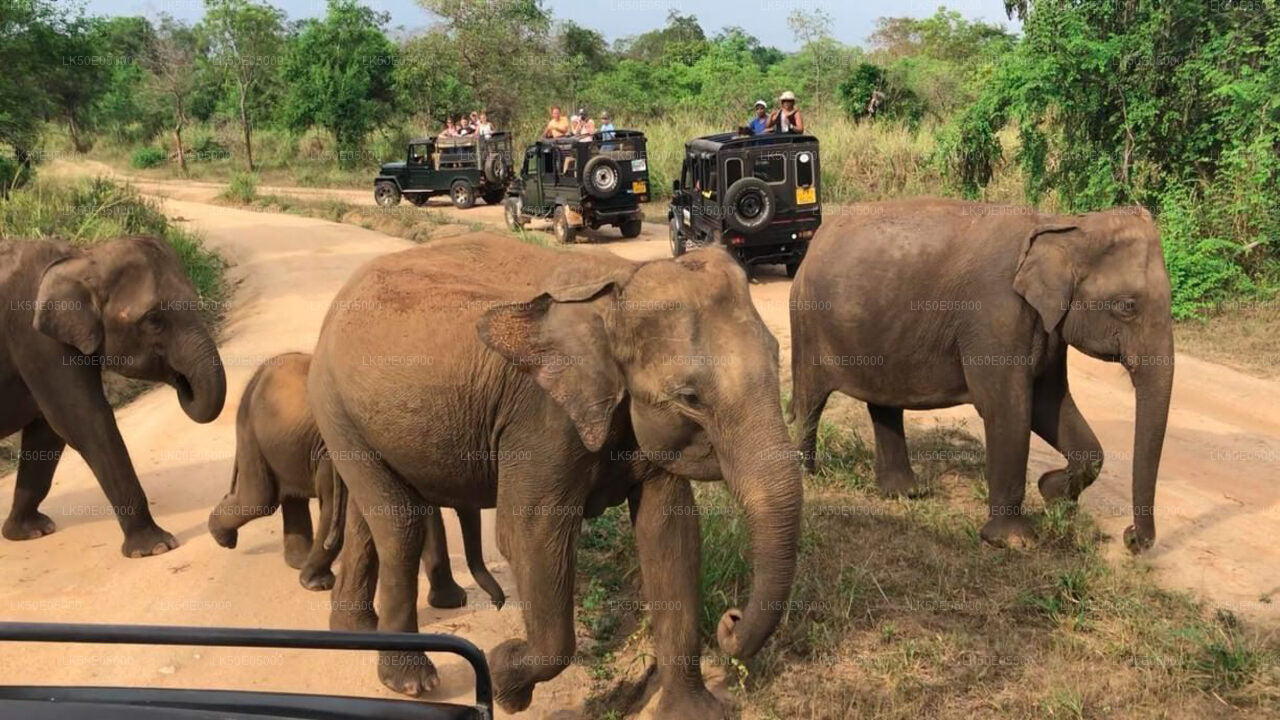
578, 108, 596, 136
747, 100, 769, 135
476, 111, 494, 138
543, 106, 570, 138
599, 111, 616, 141
438, 118, 457, 138
768, 90, 805, 134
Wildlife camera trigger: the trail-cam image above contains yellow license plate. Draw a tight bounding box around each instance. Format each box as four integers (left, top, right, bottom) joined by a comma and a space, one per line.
795, 186, 816, 204
632, 180, 647, 194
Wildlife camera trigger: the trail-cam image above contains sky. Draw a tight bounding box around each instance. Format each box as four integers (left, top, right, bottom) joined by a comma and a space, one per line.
79, 0, 1020, 51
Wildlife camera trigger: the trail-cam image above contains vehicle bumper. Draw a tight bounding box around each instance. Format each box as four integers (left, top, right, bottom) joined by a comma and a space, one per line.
584, 205, 642, 227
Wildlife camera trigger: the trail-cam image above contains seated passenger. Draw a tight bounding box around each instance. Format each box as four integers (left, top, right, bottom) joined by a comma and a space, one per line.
578, 108, 596, 136
747, 100, 768, 135
438, 118, 457, 138
476, 111, 494, 138
599, 111, 616, 141
767, 91, 805, 134
543, 106, 570, 138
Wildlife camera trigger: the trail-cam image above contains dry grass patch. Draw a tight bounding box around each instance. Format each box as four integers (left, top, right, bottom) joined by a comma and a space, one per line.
1174, 300, 1280, 379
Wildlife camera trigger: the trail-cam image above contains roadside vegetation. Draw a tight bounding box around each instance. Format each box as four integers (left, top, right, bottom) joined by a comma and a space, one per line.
0, 176, 228, 473
576, 421, 1280, 718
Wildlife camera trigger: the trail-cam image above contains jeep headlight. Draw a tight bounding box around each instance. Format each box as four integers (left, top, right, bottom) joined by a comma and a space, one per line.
631, 159, 647, 172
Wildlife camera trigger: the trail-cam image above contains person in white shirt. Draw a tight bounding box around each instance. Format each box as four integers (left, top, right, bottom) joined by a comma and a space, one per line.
476, 111, 494, 138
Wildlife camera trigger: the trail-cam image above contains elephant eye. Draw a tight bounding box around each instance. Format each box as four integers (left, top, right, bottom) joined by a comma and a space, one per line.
673, 386, 701, 407
141, 309, 165, 331
1113, 297, 1138, 318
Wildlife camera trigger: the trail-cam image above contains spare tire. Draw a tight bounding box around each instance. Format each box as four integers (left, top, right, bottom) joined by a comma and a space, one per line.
484, 153, 509, 184
582, 155, 621, 199
724, 177, 775, 234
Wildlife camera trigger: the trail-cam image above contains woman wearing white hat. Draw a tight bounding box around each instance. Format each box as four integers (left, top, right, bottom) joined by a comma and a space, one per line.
768, 90, 805, 134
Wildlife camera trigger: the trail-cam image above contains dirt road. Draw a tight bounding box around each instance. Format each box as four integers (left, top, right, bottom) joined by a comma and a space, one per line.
0, 171, 1276, 714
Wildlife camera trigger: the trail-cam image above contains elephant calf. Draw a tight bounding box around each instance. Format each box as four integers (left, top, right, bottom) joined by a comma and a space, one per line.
208, 353, 505, 607
0, 236, 226, 558
790, 200, 1173, 552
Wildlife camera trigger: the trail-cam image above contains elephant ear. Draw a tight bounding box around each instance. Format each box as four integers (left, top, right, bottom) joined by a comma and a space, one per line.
33, 255, 103, 356
1012, 224, 1078, 333
478, 279, 624, 452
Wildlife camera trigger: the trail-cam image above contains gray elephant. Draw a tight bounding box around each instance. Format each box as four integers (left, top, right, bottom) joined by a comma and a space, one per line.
789, 200, 1173, 552
308, 234, 802, 718
0, 235, 226, 557
208, 352, 505, 608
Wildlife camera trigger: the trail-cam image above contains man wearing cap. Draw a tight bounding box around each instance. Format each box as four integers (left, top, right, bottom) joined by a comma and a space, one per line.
599, 111, 616, 141
768, 91, 805, 134
746, 100, 769, 135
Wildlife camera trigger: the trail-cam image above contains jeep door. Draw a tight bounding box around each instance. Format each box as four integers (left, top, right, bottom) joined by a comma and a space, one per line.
407, 141, 435, 192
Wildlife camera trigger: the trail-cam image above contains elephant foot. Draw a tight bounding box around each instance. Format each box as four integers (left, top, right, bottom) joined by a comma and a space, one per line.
1123, 525, 1154, 554
299, 568, 335, 592
1037, 468, 1084, 503
876, 470, 928, 499
2, 512, 56, 541
643, 686, 730, 720
121, 524, 178, 558
490, 639, 538, 713
427, 582, 468, 609
980, 515, 1036, 550
283, 536, 312, 570
377, 650, 439, 697
208, 518, 238, 549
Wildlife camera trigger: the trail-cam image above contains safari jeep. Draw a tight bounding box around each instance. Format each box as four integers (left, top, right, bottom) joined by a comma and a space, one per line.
502, 130, 649, 243
668, 131, 821, 276
374, 133, 514, 209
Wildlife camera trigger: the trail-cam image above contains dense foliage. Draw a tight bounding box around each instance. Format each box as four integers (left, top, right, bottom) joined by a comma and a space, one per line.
0, 0, 1274, 315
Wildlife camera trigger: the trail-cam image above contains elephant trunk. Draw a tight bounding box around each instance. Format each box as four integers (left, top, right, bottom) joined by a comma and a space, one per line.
1123, 330, 1174, 553
170, 323, 226, 424
714, 410, 803, 660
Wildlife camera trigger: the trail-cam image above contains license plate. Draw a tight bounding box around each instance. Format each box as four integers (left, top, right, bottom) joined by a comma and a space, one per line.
632, 180, 647, 194
795, 186, 816, 204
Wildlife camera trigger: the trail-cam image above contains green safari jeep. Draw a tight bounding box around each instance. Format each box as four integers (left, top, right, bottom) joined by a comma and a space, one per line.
374, 133, 514, 209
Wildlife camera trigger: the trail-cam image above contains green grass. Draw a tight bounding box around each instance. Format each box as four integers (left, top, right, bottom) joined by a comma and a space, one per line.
219, 171, 259, 204
572, 421, 1280, 717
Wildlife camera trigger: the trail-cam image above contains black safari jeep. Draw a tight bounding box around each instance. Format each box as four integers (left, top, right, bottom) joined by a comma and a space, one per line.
374, 133, 514, 209
668, 131, 821, 276
502, 130, 649, 243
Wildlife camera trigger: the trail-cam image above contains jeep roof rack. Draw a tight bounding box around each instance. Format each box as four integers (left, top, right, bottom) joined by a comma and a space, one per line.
538, 129, 645, 146
686, 131, 819, 153
409, 131, 511, 146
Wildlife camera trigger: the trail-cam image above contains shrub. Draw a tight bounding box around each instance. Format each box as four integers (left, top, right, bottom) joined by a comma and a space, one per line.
220, 171, 259, 204
129, 146, 168, 169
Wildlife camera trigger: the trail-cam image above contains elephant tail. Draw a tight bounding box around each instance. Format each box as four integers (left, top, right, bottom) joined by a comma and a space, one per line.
458, 507, 505, 609
322, 459, 347, 552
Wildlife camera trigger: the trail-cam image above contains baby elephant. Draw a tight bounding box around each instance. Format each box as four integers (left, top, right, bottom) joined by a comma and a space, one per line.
208, 353, 505, 607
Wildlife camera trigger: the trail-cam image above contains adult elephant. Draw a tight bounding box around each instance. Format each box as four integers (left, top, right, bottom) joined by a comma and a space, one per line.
789, 200, 1173, 553
0, 235, 226, 557
309, 234, 802, 718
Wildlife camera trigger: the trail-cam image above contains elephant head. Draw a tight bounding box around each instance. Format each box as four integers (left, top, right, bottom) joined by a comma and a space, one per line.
1013, 208, 1173, 552
33, 235, 226, 423
479, 247, 802, 660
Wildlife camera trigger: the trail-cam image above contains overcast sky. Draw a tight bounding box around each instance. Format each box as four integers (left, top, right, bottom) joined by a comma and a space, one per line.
79, 0, 1019, 50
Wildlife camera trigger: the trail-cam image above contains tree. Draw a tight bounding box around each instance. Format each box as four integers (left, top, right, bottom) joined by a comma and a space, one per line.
394, 29, 475, 125
202, 0, 285, 171
617, 10, 706, 66
40, 14, 111, 152
787, 9, 833, 112
0, 0, 58, 175
280, 0, 396, 166
144, 16, 200, 172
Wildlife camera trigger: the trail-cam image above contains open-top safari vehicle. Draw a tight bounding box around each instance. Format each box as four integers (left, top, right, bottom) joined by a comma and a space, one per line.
668, 131, 821, 276
502, 130, 650, 243
375, 133, 514, 210
0, 622, 493, 720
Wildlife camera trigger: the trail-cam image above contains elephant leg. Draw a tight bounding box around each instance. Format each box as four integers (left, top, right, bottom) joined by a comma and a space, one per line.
329, 495, 377, 632
299, 461, 339, 592
208, 433, 277, 549
969, 367, 1036, 548
868, 404, 925, 497
1032, 361, 1103, 503
628, 475, 725, 719
2, 418, 63, 541
488, 467, 583, 714
422, 507, 468, 609
281, 498, 314, 570
790, 363, 832, 474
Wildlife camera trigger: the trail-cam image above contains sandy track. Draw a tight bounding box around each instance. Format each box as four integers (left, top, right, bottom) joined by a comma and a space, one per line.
1, 172, 1276, 714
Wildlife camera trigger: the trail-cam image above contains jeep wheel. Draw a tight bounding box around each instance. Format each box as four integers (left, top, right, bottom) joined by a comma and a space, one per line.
504, 197, 522, 231
724, 177, 775, 234
582, 155, 621, 199
482, 188, 506, 205
669, 218, 685, 257
407, 193, 430, 207
374, 181, 400, 207
450, 180, 475, 209
553, 205, 577, 244
620, 218, 643, 238
483, 154, 509, 184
